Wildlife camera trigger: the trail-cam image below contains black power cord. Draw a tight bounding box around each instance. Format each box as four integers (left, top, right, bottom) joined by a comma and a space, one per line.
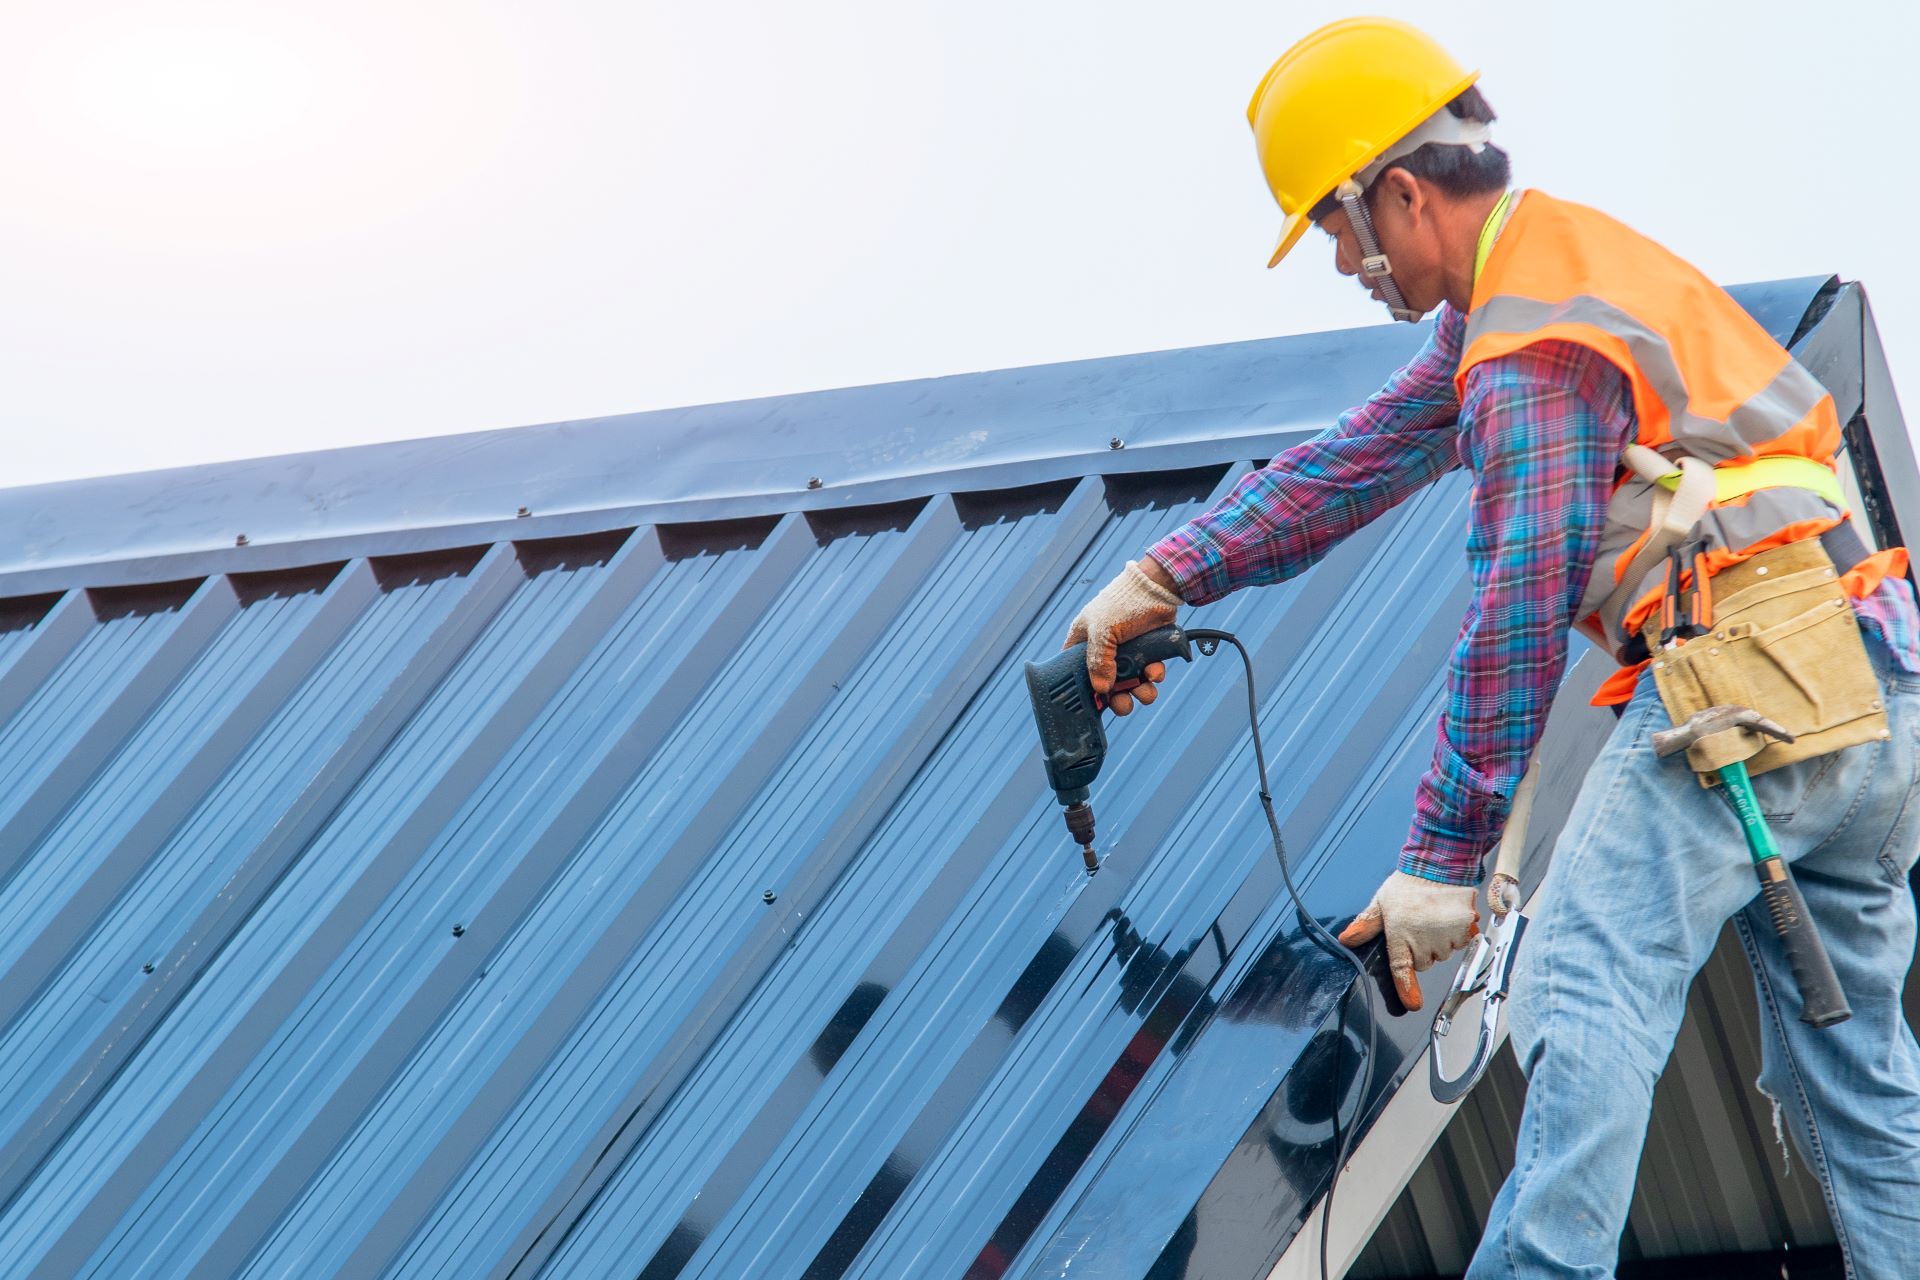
1186, 628, 1376, 1280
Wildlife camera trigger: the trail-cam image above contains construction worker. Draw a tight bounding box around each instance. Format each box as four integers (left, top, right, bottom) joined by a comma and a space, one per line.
1064, 17, 1920, 1278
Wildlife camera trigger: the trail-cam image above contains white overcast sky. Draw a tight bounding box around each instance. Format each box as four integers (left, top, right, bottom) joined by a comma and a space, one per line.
2, 1, 1917, 489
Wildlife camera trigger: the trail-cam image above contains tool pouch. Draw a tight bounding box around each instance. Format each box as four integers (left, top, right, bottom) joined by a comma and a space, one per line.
1645, 537, 1889, 779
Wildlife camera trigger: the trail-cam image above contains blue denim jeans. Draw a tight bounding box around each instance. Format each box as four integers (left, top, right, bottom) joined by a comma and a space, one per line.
1467, 631, 1920, 1279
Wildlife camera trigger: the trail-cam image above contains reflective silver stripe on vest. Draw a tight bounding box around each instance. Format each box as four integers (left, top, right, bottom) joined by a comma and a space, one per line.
1574, 482, 1844, 646
1465, 294, 1830, 461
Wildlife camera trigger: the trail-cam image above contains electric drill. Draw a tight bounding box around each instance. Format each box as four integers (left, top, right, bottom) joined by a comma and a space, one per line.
1024, 624, 1195, 873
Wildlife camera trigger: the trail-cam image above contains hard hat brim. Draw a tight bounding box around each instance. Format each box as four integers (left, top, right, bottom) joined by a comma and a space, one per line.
1267, 214, 1310, 270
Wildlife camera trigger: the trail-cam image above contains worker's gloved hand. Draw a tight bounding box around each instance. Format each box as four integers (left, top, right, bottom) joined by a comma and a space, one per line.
1337, 871, 1480, 1011
1063, 558, 1183, 716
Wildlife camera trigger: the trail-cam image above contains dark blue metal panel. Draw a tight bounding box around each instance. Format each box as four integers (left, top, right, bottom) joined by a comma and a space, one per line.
59, 534, 669, 1278
0, 562, 366, 1048
0, 545, 523, 1275
0, 579, 225, 890
0, 275, 1893, 1280
537, 475, 1134, 1279
839, 480, 1477, 1280
0, 591, 90, 730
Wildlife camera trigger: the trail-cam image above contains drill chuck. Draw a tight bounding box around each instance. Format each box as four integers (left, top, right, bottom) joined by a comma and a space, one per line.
1063, 801, 1099, 874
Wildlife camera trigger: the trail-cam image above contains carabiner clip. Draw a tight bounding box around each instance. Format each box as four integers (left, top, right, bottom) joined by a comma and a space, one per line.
1429, 906, 1529, 1103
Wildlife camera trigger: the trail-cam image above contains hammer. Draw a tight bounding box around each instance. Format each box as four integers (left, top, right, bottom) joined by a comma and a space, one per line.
1654, 705, 1850, 1027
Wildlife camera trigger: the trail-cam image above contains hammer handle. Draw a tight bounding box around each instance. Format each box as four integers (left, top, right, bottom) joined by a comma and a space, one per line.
1754, 856, 1852, 1027
1719, 762, 1851, 1027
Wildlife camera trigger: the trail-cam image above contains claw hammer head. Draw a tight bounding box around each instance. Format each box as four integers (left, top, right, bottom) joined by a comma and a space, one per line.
1651, 704, 1796, 760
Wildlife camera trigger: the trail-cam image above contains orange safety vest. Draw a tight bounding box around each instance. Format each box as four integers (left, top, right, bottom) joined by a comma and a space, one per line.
1455, 192, 1908, 704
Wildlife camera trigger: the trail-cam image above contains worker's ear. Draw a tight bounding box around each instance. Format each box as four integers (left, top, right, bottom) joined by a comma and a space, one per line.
1373, 167, 1423, 229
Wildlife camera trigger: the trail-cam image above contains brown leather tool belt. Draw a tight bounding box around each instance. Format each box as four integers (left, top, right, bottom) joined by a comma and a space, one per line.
1644, 534, 1890, 780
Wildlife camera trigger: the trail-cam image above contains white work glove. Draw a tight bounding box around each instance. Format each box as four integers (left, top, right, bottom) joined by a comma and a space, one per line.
1063, 559, 1183, 715
1337, 871, 1480, 1011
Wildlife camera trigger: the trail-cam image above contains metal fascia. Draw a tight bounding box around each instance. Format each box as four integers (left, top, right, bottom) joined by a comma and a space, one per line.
1854, 287, 1918, 554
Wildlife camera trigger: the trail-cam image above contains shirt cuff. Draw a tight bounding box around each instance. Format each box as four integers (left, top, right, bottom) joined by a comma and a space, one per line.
1146, 524, 1230, 606
1397, 729, 1515, 886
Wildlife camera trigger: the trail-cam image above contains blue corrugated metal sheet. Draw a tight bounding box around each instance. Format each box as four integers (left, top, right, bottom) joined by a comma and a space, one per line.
0, 277, 1899, 1280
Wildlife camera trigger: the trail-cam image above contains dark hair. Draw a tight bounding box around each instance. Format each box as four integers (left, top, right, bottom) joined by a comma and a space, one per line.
1307, 86, 1510, 221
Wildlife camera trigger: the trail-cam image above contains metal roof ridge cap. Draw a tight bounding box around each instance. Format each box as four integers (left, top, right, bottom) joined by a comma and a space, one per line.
0, 276, 1834, 596
0, 435, 1315, 598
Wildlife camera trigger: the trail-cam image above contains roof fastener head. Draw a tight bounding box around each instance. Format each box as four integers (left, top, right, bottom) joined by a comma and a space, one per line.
806, 477, 823, 490
451, 923, 466, 937
1109, 437, 1125, 450
762, 890, 777, 904
516, 506, 531, 518
235, 534, 249, 547
141, 962, 155, 974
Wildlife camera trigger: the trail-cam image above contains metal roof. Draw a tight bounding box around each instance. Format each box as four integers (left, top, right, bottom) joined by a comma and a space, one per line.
0, 276, 1906, 1280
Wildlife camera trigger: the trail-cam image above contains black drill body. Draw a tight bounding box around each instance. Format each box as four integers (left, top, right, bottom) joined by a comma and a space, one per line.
1024, 624, 1195, 872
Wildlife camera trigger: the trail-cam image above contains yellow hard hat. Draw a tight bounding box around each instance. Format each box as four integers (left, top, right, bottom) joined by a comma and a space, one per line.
1248, 18, 1479, 269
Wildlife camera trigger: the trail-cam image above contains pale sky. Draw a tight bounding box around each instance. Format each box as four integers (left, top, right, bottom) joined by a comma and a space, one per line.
2, 1, 1917, 490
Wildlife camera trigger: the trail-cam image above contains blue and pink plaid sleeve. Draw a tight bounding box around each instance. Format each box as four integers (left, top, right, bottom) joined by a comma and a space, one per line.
1147, 307, 1469, 604
1399, 344, 1634, 883
1150, 319, 1637, 886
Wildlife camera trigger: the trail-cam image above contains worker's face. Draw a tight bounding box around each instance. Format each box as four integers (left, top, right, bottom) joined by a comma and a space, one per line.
1313, 169, 1445, 315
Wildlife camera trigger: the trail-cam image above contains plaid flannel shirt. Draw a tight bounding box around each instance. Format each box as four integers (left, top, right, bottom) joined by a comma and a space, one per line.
1149, 303, 1920, 885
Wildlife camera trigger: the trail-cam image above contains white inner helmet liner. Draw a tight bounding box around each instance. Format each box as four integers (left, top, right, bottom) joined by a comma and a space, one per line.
1355, 106, 1492, 190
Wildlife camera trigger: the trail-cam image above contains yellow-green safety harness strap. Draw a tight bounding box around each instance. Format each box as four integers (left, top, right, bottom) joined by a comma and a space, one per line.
1652, 454, 1846, 510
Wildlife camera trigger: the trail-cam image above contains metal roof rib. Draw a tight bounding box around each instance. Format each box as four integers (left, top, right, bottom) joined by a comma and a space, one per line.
0, 566, 361, 1053
0, 583, 215, 887
986, 484, 1477, 1280
544, 475, 1181, 1279
0, 591, 94, 728
90, 534, 670, 1278
524, 486, 1115, 1278
277, 517, 812, 1280
0, 546, 520, 1277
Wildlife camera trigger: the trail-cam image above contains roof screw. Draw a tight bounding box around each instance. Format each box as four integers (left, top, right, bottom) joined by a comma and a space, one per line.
141, 962, 155, 975
1109, 437, 1124, 450
516, 506, 531, 518
235, 533, 249, 547
806, 477, 823, 490
762, 890, 777, 904
451, 923, 466, 937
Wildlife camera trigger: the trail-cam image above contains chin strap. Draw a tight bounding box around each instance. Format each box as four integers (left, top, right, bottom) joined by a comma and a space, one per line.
1335, 106, 1495, 325
1336, 178, 1423, 323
